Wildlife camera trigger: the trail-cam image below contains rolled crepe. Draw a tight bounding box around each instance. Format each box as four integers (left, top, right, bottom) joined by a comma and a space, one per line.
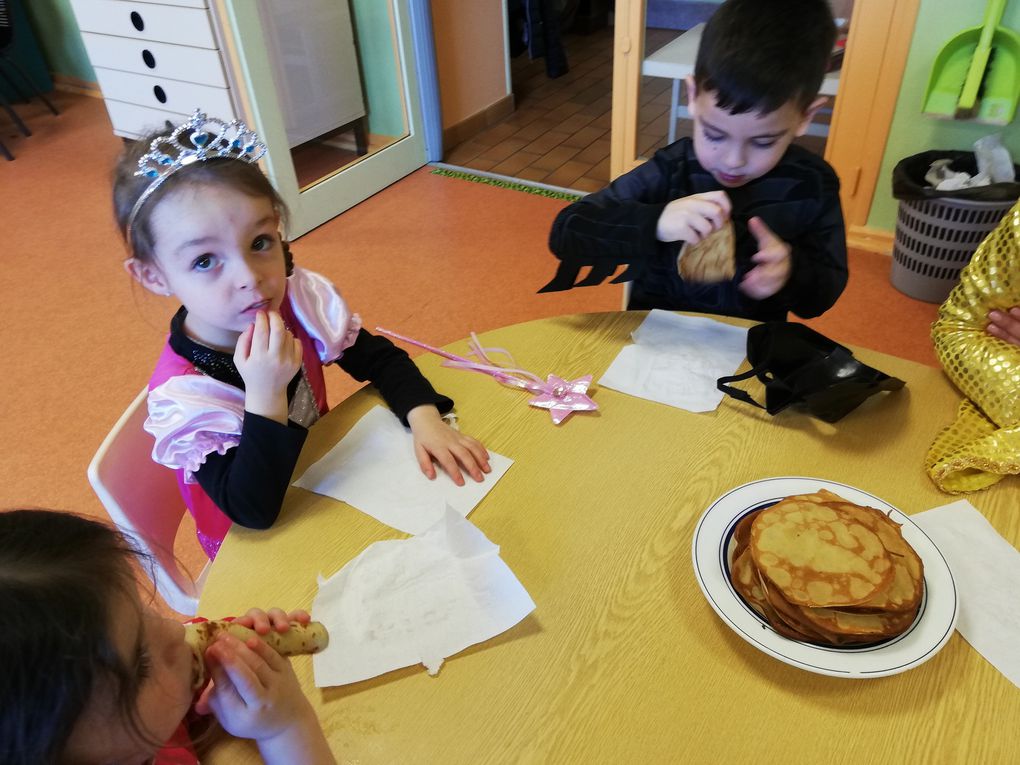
678, 220, 736, 283
185, 619, 329, 690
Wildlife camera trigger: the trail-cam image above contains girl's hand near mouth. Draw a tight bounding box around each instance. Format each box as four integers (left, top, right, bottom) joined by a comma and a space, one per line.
234, 309, 304, 424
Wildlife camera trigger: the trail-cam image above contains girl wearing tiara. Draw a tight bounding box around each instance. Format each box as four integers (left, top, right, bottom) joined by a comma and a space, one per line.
114, 112, 491, 559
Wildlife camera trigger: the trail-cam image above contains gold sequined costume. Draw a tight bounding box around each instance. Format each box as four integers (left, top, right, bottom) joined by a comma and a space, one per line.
927, 201, 1020, 492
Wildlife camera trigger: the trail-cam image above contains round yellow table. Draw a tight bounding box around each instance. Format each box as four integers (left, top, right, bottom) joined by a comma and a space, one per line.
199, 312, 1020, 763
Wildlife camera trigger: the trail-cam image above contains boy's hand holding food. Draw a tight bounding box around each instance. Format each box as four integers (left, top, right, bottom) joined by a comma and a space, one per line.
656, 190, 731, 244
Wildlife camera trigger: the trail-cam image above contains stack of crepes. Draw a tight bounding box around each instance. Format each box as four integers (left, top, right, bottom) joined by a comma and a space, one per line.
729, 490, 924, 646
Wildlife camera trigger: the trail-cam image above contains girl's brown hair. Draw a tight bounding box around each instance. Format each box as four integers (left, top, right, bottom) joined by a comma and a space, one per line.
0, 509, 159, 764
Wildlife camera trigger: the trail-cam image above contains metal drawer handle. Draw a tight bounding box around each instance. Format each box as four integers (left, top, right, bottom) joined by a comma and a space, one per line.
142, 49, 156, 69
153, 85, 167, 104
130, 11, 144, 32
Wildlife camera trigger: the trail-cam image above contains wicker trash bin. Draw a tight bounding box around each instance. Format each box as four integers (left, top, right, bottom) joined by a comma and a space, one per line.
890, 196, 1015, 303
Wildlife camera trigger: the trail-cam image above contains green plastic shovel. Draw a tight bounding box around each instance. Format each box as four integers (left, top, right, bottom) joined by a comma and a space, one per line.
923, 0, 1020, 125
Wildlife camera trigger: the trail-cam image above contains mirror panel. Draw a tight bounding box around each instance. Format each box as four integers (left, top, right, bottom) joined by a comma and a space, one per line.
256, 0, 410, 191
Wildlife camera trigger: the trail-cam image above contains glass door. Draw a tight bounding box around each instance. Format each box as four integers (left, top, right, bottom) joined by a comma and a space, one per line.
217, 0, 428, 237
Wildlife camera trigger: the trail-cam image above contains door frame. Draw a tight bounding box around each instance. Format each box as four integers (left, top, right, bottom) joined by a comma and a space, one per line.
610, 0, 921, 253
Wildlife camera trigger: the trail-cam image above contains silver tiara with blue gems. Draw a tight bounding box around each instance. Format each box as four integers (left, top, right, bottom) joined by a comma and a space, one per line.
126, 110, 268, 239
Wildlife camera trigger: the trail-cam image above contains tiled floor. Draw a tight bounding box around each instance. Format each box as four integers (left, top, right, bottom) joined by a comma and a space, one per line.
444, 25, 827, 193
444, 26, 623, 193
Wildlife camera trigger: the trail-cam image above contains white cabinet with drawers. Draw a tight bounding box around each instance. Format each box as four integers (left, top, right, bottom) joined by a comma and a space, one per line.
69, 0, 237, 139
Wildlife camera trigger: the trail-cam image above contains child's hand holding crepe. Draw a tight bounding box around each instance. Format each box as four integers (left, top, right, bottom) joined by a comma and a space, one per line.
190, 607, 333, 759
188, 615, 330, 760
655, 191, 734, 283
656, 190, 731, 245
188, 608, 329, 690
678, 220, 736, 283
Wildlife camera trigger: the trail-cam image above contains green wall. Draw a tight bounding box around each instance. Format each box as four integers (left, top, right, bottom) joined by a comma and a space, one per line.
23, 0, 94, 82
350, 0, 406, 138
869, 0, 1020, 231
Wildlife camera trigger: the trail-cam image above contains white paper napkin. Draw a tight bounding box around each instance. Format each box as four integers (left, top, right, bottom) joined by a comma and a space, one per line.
293, 406, 514, 534
598, 309, 748, 412
911, 500, 1020, 688
311, 508, 536, 686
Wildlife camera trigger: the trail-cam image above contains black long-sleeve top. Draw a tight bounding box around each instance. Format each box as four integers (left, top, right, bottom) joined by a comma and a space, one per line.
542, 138, 848, 321
167, 310, 452, 530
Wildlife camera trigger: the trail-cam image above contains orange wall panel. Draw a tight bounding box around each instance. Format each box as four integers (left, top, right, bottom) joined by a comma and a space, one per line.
431, 0, 510, 129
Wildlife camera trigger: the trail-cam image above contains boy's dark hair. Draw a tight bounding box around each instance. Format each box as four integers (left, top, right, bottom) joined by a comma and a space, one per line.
0, 510, 151, 764
113, 122, 289, 263
694, 0, 837, 115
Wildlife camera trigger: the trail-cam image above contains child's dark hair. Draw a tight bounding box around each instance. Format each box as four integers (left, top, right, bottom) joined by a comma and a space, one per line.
113, 122, 289, 263
0, 510, 152, 765
694, 0, 837, 115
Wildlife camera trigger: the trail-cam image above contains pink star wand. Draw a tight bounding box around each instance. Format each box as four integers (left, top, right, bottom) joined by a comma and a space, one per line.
376, 328, 598, 425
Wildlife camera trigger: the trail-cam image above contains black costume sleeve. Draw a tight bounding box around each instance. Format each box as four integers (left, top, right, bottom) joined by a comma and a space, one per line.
337, 329, 453, 424
774, 166, 848, 319
543, 138, 848, 322
745, 155, 848, 320
193, 413, 307, 530
542, 148, 677, 292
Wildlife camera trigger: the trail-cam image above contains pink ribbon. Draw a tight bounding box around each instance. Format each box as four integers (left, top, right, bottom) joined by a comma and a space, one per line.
377, 328, 598, 425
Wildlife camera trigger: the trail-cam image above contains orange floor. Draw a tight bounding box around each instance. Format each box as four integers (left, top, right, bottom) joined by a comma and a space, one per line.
2, 92, 939, 609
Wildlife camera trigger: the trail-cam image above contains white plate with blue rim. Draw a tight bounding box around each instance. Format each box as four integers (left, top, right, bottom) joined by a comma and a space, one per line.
691, 476, 959, 678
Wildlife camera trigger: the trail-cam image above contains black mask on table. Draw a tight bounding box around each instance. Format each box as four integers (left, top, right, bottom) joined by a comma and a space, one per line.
716, 322, 906, 423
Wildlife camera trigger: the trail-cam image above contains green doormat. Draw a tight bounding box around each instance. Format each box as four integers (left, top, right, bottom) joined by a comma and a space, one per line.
430, 168, 583, 202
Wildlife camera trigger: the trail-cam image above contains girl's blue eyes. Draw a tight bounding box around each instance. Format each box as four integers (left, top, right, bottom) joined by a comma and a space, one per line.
192, 255, 213, 271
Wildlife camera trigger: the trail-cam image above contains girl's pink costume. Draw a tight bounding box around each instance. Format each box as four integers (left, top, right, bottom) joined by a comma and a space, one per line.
144, 267, 361, 558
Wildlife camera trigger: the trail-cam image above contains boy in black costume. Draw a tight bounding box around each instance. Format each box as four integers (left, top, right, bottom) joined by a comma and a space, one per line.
542, 0, 847, 322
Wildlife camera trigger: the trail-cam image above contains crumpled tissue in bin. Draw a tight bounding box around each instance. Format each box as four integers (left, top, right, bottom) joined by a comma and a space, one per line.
925, 159, 989, 191
925, 134, 1016, 191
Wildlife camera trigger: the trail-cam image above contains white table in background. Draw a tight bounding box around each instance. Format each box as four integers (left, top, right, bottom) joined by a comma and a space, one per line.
642, 23, 841, 142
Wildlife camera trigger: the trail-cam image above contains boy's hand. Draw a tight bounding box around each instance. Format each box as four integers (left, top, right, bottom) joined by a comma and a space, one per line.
739, 217, 792, 300
656, 191, 731, 243
406, 405, 491, 486
234, 310, 303, 424
987, 308, 1020, 347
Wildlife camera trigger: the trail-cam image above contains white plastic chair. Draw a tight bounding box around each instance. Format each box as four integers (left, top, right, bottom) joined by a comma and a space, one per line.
87, 388, 208, 615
